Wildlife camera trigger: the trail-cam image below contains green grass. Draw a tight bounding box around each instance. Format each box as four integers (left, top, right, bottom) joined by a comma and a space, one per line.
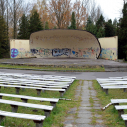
92, 80, 127, 127
0, 64, 105, 72
0, 80, 81, 127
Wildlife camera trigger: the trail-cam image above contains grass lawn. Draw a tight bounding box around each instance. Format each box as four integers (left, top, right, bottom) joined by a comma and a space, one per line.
93, 80, 127, 127
0, 64, 105, 72
0, 80, 81, 127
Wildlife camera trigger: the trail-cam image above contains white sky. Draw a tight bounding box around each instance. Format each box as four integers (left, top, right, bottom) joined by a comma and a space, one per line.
95, 0, 124, 21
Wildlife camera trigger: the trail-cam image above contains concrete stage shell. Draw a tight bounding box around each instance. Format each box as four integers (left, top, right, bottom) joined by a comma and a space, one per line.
30, 29, 101, 59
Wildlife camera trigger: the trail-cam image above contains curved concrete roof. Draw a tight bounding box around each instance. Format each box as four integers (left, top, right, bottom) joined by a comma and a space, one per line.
30, 29, 101, 59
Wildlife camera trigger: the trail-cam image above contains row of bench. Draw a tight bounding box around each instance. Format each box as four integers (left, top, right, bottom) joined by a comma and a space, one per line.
0, 73, 76, 127
97, 77, 127, 127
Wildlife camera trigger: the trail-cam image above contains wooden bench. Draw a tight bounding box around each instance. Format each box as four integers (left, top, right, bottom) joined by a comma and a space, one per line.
102, 85, 127, 95
121, 114, 127, 127
0, 93, 59, 107
0, 99, 53, 117
0, 110, 45, 127
115, 105, 127, 118
111, 99, 127, 106
0, 84, 65, 97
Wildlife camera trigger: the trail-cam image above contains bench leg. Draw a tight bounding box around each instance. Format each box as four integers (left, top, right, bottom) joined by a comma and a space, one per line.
0, 115, 5, 124
59, 91, 64, 97
21, 98, 28, 103
0, 96, 3, 99
44, 110, 51, 117
11, 105, 18, 112
21, 85, 26, 91
118, 109, 124, 118
124, 88, 126, 92
15, 87, 20, 94
33, 120, 44, 127
50, 102, 56, 108
125, 120, 127, 127
36, 89, 41, 96
104, 89, 108, 95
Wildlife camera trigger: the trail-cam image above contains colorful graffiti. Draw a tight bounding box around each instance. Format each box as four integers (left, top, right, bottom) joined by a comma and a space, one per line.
30, 47, 99, 58
11, 48, 19, 58
52, 48, 71, 56
11, 48, 31, 58
99, 48, 117, 60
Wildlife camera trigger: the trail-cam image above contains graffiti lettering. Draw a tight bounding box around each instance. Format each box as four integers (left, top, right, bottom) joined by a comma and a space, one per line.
52, 48, 71, 56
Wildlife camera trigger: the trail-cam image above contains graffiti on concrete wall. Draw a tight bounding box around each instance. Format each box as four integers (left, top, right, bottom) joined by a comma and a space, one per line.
11, 48, 31, 58
11, 48, 19, 58
30, 47, 100, 58
99, 48, 117, 60
52, 48, 71, 56
31, 48, 52, 57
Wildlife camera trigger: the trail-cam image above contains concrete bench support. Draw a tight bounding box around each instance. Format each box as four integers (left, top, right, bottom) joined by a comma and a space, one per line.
11, 105, 18, 112
33, 120, 44, 127
0, 115, 5, 125
36, 89, 41, 96
59, 91, 64, 97
15, 87, 20, 94
50, 102, 56, 108
118, 109, 124, 118
44, 110, 51, 117
21, 98, 28, 103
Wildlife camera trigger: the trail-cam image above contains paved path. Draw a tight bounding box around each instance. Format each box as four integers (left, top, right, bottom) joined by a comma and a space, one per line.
63, 81, 104, 127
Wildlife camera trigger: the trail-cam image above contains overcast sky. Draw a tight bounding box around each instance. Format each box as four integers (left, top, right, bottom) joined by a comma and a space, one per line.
95, 0, 124, 21
28, 0, 124, 21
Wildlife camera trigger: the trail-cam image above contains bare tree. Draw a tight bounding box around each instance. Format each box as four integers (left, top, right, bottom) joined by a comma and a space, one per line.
48, 0, 72, 29
73, 0, 88, 29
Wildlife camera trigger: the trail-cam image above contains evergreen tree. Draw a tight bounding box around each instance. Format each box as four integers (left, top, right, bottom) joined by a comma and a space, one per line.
105, 19, 116, 37
68, 12, 76, 29
86, 16, 97, 35
96, 27, 105, 38
0, 16, 9, 58
45, 21, 49, 30
96, 14, 105, 38
17, 14, 29, 39
118, 2, 127, 59
96, 14, 105, 29
29, 10, 43, 36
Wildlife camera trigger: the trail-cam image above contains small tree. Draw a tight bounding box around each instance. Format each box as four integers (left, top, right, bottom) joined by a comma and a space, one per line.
29, 10, 43, 36
69, 12, 76, 29
45, 21, 49, 30
86, 16, 97, 35
0, 15, 9, 58
17, 14, 29, 39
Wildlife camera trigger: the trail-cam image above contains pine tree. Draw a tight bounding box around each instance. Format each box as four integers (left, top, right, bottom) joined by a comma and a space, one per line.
118, 2, 127, 59
45, 21, 49, 30
86, 16, 97, 35
17, 14, 29, 39
69, 12, 76, 29
0, 15, 9, 58
29, 10, 43, 36
105, 19, 115, 37
96, 14, 105, 38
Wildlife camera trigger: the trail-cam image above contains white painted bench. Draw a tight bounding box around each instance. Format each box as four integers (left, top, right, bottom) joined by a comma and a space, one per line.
102, 85, 127, 95
0, 110, 45, 127
0, 93, 59, 107
121, 114, 127, 127
111, 99, 127, 106
0, 84, 65, 97
0, 99, 53, 117
115, 105, 127, 118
